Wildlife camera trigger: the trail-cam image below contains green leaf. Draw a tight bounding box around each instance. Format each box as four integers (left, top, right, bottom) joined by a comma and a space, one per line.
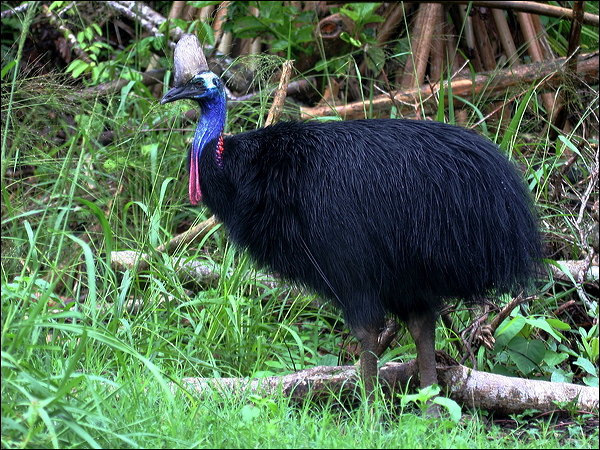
574, 357, 598, 376
66, 59, 90, 78
495, 315, 526, 343
542, 350, 569, 367
1, 60, 17, 80
583, 375, 599, 387
340, 31, 362, 47
588, 337, 599, 361
232, 16, 267, 38
188, 1, 222, 6
500, 86, 535, 152
524, 317, 566, 342
240, 404, 261, 423
74, 197, 114, 266
433, 397, 462, 423
365, 46, 385, 74
558, 134, 582, 157
400, 384, 440, 407
544, 318, 571, 331
551, 370, 569, 383
506, 336, 545, 375
65, 234, 97, 319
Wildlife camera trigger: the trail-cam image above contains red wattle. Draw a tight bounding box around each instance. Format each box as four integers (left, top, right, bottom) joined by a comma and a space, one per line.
189, 152, 202, 204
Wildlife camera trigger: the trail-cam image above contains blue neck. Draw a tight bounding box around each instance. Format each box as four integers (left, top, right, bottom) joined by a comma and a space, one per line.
188, 91, 227, 204
192, 92, 227, 157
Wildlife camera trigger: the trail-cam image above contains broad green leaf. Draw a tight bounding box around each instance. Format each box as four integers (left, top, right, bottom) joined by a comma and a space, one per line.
495, 315, 526, 342
574, 357, 598, 376
524, 317, 566, 342
433, 397, 462, 423
506, 336, 545, 375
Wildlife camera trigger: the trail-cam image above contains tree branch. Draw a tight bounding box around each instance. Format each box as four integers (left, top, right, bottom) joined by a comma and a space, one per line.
179, 361, 599, 415
301, 53, 599, 119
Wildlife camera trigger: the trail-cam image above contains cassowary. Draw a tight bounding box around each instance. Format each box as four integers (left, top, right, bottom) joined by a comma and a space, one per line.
162, 35, 541, 402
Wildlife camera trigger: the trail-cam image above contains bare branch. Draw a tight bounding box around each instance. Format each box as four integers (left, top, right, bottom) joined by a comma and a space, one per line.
427, 1, 599, 26
301, 53, 599, 120
179, 361, 600, 414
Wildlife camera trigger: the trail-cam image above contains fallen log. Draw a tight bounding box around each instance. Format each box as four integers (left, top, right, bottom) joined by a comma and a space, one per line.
180, 361, 599, 415
300, 52, 599, 120
549, 260, 599, 284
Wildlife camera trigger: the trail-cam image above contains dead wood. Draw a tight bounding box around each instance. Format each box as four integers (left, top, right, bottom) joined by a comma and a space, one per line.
549, 260, 599, 284
428, 5, 446, 83
179, 361, 599, 415
0, 2, 30, 19
567, 1, 586, 63
300, 52, 599, 120
111, 216, 219, 272
428, 1, 599, 27
265, 61, 294, 127
376, 2, 406, 45
491, 8, 519, 64
401, 3, 443, 88
472, 7, 497, 71
553, 1, 587, 133
315, 13, 355, 57
516, 12, 557, 117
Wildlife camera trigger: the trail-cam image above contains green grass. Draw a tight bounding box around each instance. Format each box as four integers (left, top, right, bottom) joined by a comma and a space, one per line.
3, 370, 597, 449
2, 76, 597, 447
2, 2, 599, 448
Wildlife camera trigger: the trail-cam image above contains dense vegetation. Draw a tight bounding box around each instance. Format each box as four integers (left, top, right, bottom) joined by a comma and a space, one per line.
1, 1, 598, 448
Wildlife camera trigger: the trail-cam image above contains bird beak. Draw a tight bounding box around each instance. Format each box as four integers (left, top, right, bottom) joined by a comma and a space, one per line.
161, 83, 204, 105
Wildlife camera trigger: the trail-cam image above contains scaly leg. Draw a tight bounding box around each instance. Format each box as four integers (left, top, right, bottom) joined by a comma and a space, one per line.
354, 325, 380, 401
407, 309, 440, 416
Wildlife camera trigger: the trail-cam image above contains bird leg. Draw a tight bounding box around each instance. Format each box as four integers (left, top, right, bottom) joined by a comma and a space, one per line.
407, 309, 440, 416
355, 325, 381, 401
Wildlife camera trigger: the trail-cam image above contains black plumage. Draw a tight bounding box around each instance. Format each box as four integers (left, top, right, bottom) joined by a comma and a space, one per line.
203, 119, 539, 324
162, 35, 542, 403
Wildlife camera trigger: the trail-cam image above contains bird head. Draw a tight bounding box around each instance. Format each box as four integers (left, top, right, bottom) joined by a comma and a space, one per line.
161, 34, 227, 206
161, 71, 224, 104
161, 33, 224, 105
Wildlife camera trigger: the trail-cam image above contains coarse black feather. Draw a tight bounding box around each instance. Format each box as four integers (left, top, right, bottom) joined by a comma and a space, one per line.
198, 119, 542, 333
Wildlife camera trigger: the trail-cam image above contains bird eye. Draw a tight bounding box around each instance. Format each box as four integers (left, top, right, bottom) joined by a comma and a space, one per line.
213, 77, 219, 86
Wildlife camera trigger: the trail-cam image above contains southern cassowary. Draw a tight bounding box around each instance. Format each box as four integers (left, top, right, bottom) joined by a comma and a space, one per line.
162, 35, 541, 401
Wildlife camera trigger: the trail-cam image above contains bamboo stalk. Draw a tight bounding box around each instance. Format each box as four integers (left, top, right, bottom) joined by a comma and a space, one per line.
249, 5, 261, 55
568, 1, 585, 62
472, 7, 497, 71
458, 3, 483, 72
531, 13, 554, 59
168, 0, 186, 19
199, 4, 215, 21
182, 3, 197, 21
516, 12, 556, 116
213, 1, 231, 47
491, 8, 519, 64
554, 1, 586, 133
377, 2, 407, 44
401, 3, 444, 88
429, 4, 446, 82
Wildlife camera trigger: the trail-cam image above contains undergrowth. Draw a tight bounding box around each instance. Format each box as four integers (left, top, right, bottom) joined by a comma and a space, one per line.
1, 2, 598, 448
